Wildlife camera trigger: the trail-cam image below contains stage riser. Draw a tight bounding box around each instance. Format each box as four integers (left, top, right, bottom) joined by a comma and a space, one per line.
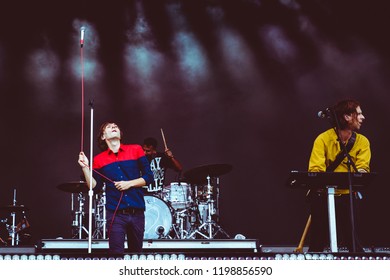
36, 239, 259, 253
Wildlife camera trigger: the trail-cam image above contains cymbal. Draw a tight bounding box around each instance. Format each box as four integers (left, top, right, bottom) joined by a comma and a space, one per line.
184, 163, 232, 184
57, 181, 89, 193
0, 205, 28, 212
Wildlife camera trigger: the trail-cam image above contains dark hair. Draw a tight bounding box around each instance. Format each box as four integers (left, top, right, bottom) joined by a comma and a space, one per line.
143, 137, 158, 148
97, 122, 123, 151
332, 99, 360, 129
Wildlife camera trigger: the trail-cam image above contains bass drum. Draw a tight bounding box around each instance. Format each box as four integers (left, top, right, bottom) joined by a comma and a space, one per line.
143, 195, 173, 239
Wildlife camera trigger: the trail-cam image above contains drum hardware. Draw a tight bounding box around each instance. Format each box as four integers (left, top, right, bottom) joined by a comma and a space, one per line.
92, 184, 107, 239
0, 189, 30, 246
183, 163, 232, 185
71, 192, 89, 239
171, 207, 192, 239
57, 181, 90, 239
156, 226, 166, 238
186, 175, 230, 239
183, 163, 232, 239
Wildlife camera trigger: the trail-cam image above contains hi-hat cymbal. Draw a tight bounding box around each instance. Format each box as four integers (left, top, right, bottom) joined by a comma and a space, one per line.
184, 163, 232, 184
57, 181, 89, 193
0, 205, 29, 212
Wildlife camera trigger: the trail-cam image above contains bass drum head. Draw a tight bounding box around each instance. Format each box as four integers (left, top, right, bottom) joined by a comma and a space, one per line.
144, 195, 173, 239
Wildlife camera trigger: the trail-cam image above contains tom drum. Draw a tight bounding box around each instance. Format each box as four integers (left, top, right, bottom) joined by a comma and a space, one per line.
162, 182, 193, 210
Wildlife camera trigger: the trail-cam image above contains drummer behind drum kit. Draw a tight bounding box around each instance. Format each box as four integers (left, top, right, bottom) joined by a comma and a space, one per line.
57, 163, 232, 240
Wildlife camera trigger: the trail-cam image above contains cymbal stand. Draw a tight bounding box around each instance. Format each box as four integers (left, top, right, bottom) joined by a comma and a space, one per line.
187, 176, 230, 239
10, 189, 18, 246
72, 192, 89, 239
93, 187, 107, 239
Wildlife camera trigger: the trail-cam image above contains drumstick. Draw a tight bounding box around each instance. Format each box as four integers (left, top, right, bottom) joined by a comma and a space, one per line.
160, 128, 168, 150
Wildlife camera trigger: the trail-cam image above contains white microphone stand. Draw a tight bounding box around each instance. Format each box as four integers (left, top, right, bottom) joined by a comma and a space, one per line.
88, 101, 94, 253
79, 26, 94, 253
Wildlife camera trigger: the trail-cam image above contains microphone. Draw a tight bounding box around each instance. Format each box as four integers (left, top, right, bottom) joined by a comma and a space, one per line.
80, 27, 85, 47
317, 108, 332, 119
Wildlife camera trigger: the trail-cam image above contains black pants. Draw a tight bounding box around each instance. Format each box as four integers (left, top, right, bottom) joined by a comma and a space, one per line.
308, 192, 362, 252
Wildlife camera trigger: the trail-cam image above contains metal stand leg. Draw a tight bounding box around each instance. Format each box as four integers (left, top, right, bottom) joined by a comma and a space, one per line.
10, 189, 19, 246
10, 211, 18, 246
327, 186, 338, 252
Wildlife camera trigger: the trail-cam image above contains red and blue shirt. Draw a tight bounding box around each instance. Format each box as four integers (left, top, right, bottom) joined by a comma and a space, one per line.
93, 144, 153, 211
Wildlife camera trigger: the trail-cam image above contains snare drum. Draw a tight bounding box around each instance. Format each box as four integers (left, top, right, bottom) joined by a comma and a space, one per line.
162, 182, 193, 210
144, 195, 173, 239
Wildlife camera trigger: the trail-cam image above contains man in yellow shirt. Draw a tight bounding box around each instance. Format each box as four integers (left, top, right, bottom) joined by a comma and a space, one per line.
308, 99, 371, 252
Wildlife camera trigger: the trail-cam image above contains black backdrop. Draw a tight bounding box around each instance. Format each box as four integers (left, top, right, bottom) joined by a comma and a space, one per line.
1, 0, 389, 247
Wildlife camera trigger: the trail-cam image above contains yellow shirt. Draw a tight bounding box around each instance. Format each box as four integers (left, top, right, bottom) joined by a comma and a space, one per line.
308, 128, 371, 194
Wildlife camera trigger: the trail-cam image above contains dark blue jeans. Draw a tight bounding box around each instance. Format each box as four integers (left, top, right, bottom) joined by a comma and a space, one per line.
106, 210, 145, 254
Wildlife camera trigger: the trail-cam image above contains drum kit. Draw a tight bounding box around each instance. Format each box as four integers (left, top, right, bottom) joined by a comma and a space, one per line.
0, 189, 31, 246
144, 163, 232, 240
57, 163, 232, 240
57, 181, 106, 239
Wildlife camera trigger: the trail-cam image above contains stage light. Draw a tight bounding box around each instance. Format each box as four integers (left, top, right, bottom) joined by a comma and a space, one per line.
326, 254, 335, 260
234, 234, 246, 239
287, 254, 297, 260
44, 255, 52, 260
319, 254, 327, 260
275, 254, 283, 260
4, 255, 11, 260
